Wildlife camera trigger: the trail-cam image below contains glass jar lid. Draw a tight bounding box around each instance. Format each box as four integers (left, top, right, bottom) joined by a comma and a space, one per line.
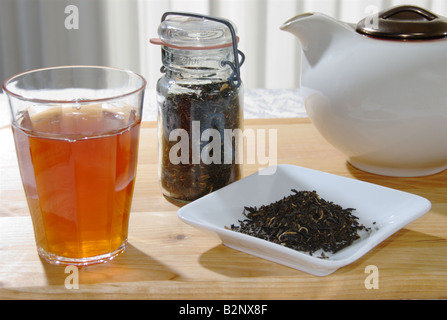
151, 13, 239, 50
151, 12, 245, 88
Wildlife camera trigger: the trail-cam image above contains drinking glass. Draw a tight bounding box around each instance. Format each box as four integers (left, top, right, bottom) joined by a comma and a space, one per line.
2, 66, 146, 266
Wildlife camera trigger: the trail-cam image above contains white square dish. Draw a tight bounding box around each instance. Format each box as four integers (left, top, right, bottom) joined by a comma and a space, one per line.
177, 164, 432, 276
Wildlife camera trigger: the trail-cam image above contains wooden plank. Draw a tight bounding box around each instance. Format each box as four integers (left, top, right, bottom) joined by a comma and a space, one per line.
1, 119, 446, 299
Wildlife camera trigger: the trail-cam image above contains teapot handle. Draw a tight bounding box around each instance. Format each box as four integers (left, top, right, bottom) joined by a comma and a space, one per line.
380, 5, 438, 21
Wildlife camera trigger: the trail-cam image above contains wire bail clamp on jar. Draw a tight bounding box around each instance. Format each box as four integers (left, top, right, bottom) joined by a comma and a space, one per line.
150, 11, 245, 88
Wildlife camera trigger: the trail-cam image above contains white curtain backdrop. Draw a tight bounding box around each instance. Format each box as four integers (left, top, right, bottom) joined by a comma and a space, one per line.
1, 0, 446, 90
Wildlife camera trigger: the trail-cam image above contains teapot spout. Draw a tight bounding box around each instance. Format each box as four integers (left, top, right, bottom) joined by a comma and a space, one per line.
281, 13, 357, 65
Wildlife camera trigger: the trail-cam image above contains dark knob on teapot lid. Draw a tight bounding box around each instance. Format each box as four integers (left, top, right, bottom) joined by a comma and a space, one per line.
356, 5, 447, 40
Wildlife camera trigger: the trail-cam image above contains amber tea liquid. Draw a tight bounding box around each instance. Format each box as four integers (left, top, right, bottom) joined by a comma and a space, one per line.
12, 104, 141, 264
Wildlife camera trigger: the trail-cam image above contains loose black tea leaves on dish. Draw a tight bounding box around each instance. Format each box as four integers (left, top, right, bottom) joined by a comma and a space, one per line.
229, 189, 371, 257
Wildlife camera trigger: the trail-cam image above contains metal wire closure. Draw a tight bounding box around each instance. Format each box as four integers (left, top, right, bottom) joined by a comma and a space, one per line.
161, 12, 245, 88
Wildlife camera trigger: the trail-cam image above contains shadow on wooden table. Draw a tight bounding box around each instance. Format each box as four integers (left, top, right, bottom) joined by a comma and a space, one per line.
346, 161, 447, 197
40, 243, 177, 286
198, 228, 447, 281
198, 244, 304, 278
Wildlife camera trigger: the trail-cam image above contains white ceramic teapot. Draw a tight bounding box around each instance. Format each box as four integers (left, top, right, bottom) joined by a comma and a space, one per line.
281, 5, 447, 177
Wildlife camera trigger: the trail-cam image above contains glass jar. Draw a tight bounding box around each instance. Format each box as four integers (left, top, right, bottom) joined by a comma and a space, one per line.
151, 12, 245, 205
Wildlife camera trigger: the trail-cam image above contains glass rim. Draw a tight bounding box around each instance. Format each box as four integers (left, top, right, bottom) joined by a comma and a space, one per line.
2, 65, 147, 104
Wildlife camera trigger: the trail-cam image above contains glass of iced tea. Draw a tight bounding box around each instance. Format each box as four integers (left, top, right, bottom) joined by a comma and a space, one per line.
2, 66, 146, 266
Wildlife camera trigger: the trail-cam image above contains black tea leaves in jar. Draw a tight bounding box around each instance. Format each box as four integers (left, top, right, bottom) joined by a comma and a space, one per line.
151, 12, 245, 205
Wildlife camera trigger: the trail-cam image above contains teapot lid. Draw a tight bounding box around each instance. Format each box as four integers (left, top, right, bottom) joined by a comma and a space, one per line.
356, 5, 447, 40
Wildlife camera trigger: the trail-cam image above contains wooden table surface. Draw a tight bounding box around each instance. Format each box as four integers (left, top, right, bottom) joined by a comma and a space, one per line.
0, 118, 446, 300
